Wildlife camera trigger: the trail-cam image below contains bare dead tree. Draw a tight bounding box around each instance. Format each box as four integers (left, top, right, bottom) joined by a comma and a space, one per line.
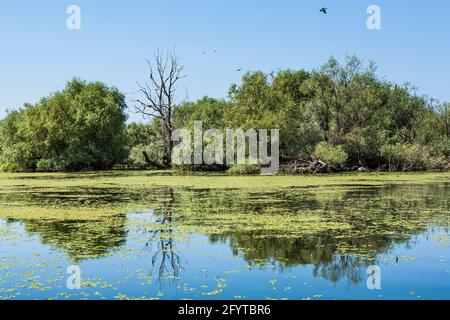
134, 50, 185, 166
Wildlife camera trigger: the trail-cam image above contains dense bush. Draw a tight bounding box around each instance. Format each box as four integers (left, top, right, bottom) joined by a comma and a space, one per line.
380, 143, 447, 171
126, 144, 164, 168
126, 123, 159, 148
35, 159, 58, 172
314, 142, 348, 166
0, 162, 21, 172
0, 79, 128, 172
172, 55, 449, 172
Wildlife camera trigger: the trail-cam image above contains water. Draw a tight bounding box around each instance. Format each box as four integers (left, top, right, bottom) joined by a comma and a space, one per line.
0, 175, 449, 300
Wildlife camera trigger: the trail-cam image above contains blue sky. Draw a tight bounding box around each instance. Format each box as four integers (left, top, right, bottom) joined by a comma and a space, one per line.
1, 0, 449, 121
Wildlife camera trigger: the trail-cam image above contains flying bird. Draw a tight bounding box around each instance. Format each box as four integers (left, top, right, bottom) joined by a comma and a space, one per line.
320, 7, 328, 14
236, 68, 243, 72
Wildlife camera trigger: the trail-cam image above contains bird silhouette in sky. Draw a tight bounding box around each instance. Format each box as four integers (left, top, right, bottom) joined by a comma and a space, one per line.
320, 7, 328, 14
236, 68, 243, 72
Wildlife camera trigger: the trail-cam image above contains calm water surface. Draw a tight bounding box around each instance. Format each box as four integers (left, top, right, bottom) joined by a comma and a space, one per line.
0, 178, 449, 300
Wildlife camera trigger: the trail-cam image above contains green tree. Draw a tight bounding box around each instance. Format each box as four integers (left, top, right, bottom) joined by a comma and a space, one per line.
227, 70, 320, 160
0, 79, 128, 171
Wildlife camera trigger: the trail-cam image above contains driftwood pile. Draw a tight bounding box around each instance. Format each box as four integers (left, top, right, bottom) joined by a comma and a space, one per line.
280, 159, 368, 174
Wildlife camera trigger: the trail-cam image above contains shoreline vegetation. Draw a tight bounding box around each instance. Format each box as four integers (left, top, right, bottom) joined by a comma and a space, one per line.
1, 54, 449, 174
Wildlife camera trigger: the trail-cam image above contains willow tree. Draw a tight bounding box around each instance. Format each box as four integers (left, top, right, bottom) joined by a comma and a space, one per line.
0, 79, 128, 172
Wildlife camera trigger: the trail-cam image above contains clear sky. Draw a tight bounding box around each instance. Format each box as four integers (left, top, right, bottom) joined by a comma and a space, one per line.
1, 0, 449, 121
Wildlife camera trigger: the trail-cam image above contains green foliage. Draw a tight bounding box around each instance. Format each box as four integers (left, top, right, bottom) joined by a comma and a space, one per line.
380, 143, 447, 171
35, 159, 58, 172
227, 70, 317, 160
167, 56, 449, 172
0, 162, 22, 173
227, 164, 261, 175
123, 121, 165, 168
171, 97, 230, 167
314, 142, 348, 166
126, 123, 158, 148
1, 56, 449, 173
174, 97, 229, 131
222, 55, 448, 171
126, 144, 164, 168
0, 79, 128, 172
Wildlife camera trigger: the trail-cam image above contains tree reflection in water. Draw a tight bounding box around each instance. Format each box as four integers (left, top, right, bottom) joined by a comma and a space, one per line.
9, 217, 127, 262
145, 188, 183, 284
